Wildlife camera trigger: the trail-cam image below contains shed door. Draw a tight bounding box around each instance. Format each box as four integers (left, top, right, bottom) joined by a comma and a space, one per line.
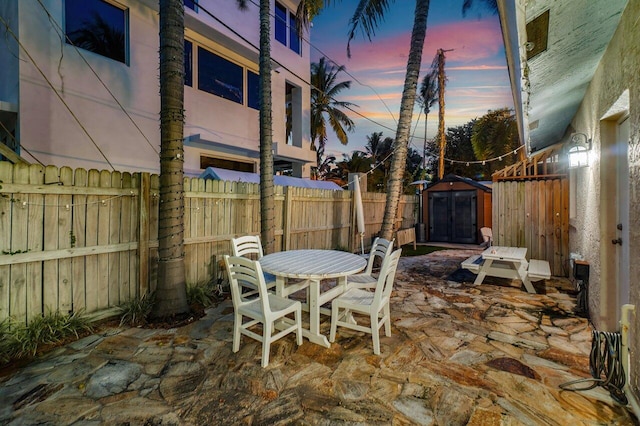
451, 191, 477, 244
428, 191, 477, 243
429, 192, 451, 241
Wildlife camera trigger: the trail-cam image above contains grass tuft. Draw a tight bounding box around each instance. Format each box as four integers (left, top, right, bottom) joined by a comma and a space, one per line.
0, 311, 92, 364
118, 293, 155, 327
186, 283, 216, 308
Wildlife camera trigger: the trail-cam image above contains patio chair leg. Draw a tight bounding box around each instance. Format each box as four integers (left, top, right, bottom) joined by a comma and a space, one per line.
383, 305, 391, 337
262, 322, 272, 367
233, 313, 242, 353
295, 309, 303, 346
329, 305, 338, 343
371, 312, 380, 355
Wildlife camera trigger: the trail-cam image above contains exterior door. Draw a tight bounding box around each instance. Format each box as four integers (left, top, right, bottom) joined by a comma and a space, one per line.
428, 191, 477, 243
429, 192, 451, 241
452, 191, 477, 244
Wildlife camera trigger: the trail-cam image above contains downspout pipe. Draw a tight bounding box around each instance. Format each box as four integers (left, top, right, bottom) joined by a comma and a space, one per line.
620, 304, 640, 418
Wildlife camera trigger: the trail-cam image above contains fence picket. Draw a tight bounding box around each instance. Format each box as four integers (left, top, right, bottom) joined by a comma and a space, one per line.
0, 162, 12, 321
43, 165, 59, 314
10, 163, 30, 324
72, 168, 88, 313
58, 167, 73, 314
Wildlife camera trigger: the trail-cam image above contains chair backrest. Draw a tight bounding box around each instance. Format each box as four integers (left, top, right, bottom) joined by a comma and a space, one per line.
231, 235, 265, 259
372, 249, 402, 305
365, 237, 394, 274
480, 227, 493, 246
224, 255, 271, 313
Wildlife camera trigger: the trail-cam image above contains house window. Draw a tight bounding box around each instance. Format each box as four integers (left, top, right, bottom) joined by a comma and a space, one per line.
289, 11, 301, 54
247, 70, 260, 110
184, 0, 197, 11
184, 40, 193, 87
198, 46, 243, 104
275, 2, 287, 46
274, 1, 301, 54
285, 82, 302, 146
65, 0, 128, 64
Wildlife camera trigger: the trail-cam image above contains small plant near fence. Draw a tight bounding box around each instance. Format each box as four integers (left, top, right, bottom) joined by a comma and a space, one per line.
0, 311, 93, 366
117, 292, 156, 327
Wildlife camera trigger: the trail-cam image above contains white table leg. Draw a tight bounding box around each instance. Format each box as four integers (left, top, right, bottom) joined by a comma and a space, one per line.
518, 261, 536, 293
474, 258, 492, 285
305, 279, 331, 347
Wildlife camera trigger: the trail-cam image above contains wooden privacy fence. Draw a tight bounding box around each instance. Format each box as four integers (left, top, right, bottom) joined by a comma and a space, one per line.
0, 162, 416, 324
492, 145, 569, 277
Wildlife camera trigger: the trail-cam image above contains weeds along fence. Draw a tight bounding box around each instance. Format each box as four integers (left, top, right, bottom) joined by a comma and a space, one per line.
0, 162, 417, 325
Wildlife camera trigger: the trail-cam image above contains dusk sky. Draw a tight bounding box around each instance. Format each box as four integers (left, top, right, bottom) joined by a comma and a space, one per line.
308, 0, 514, 160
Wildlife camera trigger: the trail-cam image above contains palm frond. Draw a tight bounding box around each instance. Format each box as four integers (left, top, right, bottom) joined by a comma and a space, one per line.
347, 0, 395, 57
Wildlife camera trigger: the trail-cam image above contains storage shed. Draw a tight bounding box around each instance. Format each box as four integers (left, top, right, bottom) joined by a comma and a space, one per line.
422, 174, 492, 244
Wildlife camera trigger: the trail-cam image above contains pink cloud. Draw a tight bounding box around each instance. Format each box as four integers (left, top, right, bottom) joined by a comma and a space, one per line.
319, 18, 504, 74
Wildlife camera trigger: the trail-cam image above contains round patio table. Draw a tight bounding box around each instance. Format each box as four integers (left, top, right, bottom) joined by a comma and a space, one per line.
260, 249, 367, 347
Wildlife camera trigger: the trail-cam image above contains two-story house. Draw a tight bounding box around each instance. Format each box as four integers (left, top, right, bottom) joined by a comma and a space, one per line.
0, 0, 316, 177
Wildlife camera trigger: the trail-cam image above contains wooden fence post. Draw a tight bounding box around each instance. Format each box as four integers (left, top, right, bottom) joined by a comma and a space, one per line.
138, 172, 150, 297
283, 186, 292, 251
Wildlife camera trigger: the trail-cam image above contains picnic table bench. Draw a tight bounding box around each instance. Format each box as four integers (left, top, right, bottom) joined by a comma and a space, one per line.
460, 247, 551, 293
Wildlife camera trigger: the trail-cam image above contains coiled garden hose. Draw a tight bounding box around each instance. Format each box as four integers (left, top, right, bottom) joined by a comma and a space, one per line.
559, 330, 628, 405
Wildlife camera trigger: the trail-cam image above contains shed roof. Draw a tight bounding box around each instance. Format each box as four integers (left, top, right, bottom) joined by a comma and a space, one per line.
427, 174, 492, 192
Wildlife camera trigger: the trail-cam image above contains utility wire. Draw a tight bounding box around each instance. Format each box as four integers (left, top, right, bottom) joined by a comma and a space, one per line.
0, 120, 45, 166
0, 14, 115, 171
243, 0, 399, 126
35, 0, 160, 156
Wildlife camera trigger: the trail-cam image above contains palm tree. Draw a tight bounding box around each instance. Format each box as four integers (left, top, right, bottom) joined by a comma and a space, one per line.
312, 0, 496, 239
256, 0, 276, 254
310, 57, 356, 165
346, 0, 429, 240
232, 0, 276, 253
316, 148, 336, 179
153, 0, 189, 317
416, 71, 438, 174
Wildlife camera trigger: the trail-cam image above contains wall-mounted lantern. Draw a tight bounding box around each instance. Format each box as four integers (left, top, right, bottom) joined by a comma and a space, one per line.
567, 133, 591, 168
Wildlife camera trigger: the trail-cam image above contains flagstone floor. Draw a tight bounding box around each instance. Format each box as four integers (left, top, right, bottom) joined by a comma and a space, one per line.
1, 249, 637, 425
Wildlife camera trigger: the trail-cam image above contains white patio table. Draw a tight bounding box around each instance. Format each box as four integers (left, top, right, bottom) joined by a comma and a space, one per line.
474, 246, 536, 293
260, 249, 367, 347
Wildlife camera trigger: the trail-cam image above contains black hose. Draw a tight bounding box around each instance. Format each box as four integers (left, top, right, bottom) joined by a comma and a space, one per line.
559, 330, 628, 405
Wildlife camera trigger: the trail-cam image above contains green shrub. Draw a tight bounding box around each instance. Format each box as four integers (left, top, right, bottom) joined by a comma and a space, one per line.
0, 311, 92, 364
118, 292, 155, 327
186, 283, 215, 307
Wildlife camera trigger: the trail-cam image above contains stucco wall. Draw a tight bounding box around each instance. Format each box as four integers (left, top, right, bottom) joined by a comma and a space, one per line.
6, 0, 312, 176
569, 0, 640, 391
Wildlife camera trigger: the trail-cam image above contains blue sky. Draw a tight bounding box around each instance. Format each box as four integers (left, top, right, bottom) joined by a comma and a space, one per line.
308, 0, 514, 159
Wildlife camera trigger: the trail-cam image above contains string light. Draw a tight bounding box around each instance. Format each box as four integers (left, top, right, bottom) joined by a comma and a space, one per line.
1, 194, 135, 208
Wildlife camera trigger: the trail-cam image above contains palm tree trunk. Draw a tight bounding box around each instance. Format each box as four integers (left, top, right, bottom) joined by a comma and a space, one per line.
259, 0, 276, 254
437, 48, 446, 179
379, 0, 429, 241
154, 0, 189, 316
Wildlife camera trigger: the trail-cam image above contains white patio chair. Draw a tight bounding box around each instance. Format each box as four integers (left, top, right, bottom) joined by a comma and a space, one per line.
347, 237, 394, 290
330, 249, 402, 355
224, 255, 303, 367
480, 227, 493, 247
231, 235, 276, 295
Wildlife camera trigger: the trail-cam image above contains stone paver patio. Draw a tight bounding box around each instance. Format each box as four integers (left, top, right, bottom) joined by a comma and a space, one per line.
0, 248, 636, 425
